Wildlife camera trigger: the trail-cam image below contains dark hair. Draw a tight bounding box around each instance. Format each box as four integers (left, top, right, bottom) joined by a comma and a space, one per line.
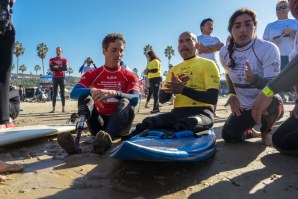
227, 8, 257, 69
200, 18, 213, 32
102, 33, 126, 50
146, 50, 160, 62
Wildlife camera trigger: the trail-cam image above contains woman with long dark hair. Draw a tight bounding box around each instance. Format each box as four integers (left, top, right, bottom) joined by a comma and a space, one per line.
144, 50, 162, 113
219, 8, 284, 146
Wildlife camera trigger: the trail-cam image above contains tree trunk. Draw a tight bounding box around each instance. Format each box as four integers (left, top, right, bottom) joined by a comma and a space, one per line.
42, 58, 45, 75
16, 57, 19, 78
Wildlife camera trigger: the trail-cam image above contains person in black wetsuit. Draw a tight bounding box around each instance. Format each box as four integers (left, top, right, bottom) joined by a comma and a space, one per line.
49, 47, 68, 113
0, 0, 15, 128
252, 0, 298, 154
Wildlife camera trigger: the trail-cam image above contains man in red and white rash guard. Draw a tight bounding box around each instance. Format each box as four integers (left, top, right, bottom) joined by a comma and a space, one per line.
49, 47, 68, 113
77, 64, 139, 116
57, 33, 140, 155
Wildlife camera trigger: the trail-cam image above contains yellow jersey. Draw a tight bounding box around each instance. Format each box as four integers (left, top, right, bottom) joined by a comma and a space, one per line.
163, 56, 220, 108
146, 59, 162, 79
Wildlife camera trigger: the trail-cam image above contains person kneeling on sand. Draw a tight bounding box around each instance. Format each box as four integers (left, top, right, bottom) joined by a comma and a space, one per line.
57, 33, 139, 155
0, 161, 24, 182
219, 8, 284, 146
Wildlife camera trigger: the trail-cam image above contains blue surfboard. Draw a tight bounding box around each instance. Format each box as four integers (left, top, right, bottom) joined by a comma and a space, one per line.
109, 128, 216, 162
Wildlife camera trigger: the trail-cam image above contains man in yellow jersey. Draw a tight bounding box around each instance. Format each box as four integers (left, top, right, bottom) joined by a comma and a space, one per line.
123, 32, 220, 139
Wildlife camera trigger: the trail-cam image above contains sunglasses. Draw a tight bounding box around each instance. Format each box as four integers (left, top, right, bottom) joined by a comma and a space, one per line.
276, 5, 288, 10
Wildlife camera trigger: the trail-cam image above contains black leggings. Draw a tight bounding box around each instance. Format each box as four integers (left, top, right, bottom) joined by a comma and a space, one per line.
132, 107, 214, 134
149, 77, 162, 111
78, 96, 135, 139
0, 27, 15, 124
52, 77, 65, 107
272, 116, 298, 154
222, 95, 283, 143
146, 87, 152, 103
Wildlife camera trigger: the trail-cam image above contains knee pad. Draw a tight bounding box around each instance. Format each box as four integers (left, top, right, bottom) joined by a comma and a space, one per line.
221, 124, 243, 143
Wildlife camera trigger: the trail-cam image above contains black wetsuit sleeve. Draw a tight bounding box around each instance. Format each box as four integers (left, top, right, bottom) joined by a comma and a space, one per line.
115, 90, 139, 100
159, 90, 172, 103
50, 64, 57, 71
148, 68, 158, 73
59, 64, 67, 71
253, 74, 271, 90
268, 54, 298, 93
182, 87, 219, 105
226, 74, 236, 95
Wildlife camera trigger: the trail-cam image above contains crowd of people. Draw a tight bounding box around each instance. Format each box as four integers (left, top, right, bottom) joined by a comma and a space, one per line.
1, 0, 298, 181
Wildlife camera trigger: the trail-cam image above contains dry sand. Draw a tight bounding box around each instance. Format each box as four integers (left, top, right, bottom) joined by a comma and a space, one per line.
0, 98, 298, 199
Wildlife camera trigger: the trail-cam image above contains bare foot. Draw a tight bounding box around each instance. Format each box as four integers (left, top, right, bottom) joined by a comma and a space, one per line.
49, 109, 55, 113
261, 133, 273, 146
251, 129, 261, 138
0, 161, 24, 173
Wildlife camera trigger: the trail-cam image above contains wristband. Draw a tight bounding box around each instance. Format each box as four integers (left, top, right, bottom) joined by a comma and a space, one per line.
228, 93, 236, 97
262, 86, 274, 97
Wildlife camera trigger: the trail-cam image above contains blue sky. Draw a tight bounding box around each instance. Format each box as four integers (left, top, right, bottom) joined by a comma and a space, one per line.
12, 0, 294, 77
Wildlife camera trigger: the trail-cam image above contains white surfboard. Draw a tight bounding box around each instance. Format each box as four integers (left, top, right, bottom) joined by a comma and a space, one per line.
0, 124, 76, 146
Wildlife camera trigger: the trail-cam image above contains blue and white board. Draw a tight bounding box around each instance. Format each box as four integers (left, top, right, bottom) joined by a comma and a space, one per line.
109, 128, 216, 162
0, 124, 76, 146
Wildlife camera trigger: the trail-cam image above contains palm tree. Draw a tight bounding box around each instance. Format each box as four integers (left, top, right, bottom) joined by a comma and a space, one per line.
164, 45, 175, 65
37, 42, 48, 75
14, 41, 25, 78
143, 44, 153, 55
67, 67, 73, 76
19, 64, 27, 75
11, 64, 15, 72
34, 64, 42, 75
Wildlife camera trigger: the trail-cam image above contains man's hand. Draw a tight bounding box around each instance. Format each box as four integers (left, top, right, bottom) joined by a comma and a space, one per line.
54, 65, 59, 69
272, 38, 281, 45
282, 28, 295, 36
163, 72, 185, 94
177, 74, 190, 85
290, 104, 298, 118
244, 61, 255, 83
224, 95, 243, 117
91, 88, 117, 108
252, 92, 273, 124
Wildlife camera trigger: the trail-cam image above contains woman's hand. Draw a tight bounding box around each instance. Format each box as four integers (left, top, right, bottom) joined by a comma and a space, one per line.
244, 61, 255, 83
224, 95, 243, 117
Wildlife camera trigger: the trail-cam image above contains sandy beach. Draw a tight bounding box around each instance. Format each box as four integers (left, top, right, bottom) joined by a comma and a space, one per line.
0, 97, 298, 199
